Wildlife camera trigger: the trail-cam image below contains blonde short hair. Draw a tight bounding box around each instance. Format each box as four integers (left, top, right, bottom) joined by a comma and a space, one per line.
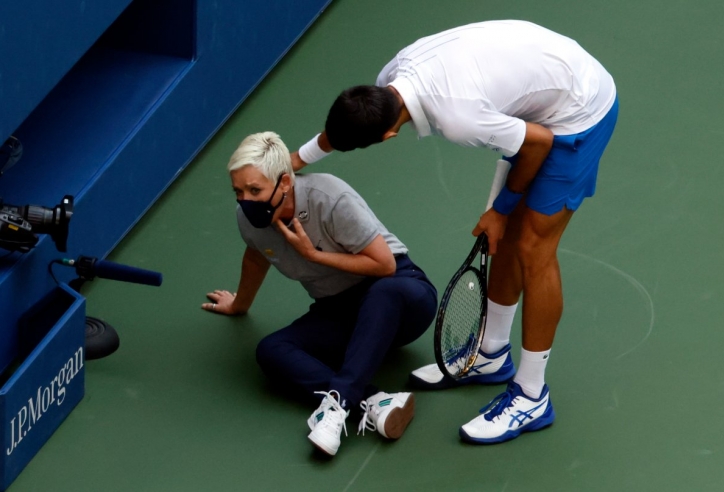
227, 131, 294, 183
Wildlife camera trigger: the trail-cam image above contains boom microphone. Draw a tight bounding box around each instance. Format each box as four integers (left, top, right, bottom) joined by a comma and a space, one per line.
61, 255, 163, 286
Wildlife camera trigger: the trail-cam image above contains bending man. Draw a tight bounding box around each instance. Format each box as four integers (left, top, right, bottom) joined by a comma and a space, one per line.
290, 20, 619, 444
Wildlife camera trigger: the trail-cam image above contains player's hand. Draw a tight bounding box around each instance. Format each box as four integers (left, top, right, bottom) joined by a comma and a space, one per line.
276, 218, 318, 260
202, 289, 245, 315
472, 209, 507, 255
291, 151, 307, 172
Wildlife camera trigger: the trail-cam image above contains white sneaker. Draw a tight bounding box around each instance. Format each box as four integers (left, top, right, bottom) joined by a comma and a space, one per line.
358, 392, 415, 439
409, 344, 516, 390
459, 382, 555, 444
307, 390, 349, 456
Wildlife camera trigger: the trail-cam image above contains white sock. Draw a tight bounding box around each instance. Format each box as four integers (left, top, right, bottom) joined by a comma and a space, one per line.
480, 300, 518, 354
513, 348, 550, 399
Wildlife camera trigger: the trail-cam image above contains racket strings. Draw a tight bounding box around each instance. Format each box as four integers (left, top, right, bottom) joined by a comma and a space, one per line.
440, 269, 485, 372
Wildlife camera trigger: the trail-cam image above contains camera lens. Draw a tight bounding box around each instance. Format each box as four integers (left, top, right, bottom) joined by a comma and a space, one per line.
0, 196, 73, 252
22, 205, 58, 233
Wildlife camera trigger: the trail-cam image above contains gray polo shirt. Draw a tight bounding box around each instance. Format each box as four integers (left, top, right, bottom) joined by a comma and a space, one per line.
237, 173, 408, 299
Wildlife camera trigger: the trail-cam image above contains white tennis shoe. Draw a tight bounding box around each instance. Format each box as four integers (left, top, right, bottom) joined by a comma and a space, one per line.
358, 392, 415, 439
307, 390, 349, 456
409, 344, 516, 390
459, 382, 555, 444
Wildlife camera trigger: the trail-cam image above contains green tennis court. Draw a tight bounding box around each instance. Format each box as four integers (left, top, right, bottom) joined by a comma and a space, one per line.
9, 0, 724, 490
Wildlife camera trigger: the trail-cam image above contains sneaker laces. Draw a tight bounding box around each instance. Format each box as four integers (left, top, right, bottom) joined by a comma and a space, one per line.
313, 390, 348, 436
357, 399, 380, 436
479, 386, 515, 422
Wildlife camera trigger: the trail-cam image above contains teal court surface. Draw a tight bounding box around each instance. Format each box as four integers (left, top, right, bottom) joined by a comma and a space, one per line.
9, 0, 724, 490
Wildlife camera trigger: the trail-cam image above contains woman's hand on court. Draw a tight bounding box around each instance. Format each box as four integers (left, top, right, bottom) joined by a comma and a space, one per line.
202, 289, 245, 315
276, 218, 318, 260
472, 209, 507, 255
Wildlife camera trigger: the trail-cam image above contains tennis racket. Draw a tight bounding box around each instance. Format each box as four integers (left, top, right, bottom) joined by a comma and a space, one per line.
434, 159, 511, 380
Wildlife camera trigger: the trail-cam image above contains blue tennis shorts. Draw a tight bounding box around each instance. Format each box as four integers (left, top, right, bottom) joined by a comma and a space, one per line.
506, 96, 619, 215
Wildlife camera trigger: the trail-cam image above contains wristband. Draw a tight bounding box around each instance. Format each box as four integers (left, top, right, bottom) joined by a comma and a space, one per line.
492, 185, 523, 215
298, 134, 331, 164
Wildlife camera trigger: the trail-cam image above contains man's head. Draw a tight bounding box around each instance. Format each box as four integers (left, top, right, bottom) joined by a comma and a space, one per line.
324, 85, 402, 151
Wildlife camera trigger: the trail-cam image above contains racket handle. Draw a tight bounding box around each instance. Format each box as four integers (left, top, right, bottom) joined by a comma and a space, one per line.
485, 159, 512, 211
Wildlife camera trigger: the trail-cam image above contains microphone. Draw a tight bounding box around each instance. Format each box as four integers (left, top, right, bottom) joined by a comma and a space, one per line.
62, 255, 163, 286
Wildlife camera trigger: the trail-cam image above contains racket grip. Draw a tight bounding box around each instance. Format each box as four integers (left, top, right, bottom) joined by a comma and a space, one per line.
485, 159, 512, 211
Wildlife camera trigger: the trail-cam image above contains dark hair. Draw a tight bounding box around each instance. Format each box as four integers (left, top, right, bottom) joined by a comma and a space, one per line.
324, 85, 401, 152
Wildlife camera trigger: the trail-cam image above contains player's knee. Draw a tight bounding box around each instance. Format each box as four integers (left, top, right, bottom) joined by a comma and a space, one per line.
515, 235, 554, 272
515, 235, 536, 263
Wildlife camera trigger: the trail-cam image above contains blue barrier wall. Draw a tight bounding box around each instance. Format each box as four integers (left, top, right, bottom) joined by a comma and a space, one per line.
0, 0, 332, 380
1, 0, 332, 487
0, 0, 134, 140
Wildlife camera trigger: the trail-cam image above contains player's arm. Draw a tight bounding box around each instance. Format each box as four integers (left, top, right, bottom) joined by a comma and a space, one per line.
203, 246, 271, 315
472, 123, 553, 253
506, 122, 554, 193
291, 132, 334, 171
276, 219, 396, 277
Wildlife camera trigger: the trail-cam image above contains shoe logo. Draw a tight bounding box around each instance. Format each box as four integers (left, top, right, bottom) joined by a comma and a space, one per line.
315, 412, 324, 423
508, 401, 545, 429
378, 398, 392, 407
469, 361, 492, 375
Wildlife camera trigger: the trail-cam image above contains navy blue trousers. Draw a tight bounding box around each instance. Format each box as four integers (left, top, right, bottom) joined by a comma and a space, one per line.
255, 255, 437, 409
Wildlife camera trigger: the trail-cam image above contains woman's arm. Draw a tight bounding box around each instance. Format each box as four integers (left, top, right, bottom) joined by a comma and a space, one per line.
203, 246, 271, 315
275, 218, 396, 277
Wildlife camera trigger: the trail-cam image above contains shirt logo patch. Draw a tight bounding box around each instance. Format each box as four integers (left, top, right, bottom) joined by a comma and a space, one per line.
298, 211, 308, 220
264, 249, 274, 257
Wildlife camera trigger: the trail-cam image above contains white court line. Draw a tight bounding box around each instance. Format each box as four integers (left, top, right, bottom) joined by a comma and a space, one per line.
559, 249, 655, 360
342, 442, 381, 492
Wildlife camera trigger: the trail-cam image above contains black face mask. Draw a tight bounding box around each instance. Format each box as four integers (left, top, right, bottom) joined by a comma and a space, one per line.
237, 175, 286, 228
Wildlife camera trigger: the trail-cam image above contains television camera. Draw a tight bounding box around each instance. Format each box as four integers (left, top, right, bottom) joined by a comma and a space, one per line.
0, 195, 74, 253
1, 135, 74, 254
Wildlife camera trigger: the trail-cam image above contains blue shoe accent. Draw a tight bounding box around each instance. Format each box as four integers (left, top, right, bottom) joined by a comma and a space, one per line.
459, 382, 555, 444
408, 344, 517, 390
465, 349, 516, 384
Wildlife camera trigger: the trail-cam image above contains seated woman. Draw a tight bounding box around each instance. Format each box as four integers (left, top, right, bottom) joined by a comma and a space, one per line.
202, 132, 437, 457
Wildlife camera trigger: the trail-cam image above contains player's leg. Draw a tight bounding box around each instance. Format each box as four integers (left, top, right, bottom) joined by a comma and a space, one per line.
458, 205, 571, 445
460, 97, 619, 444
480, 198, 525, 352
518, 206, 573, 348
409, 202, 525, 390
513, 205, 574, 394
487, 199, 525, 306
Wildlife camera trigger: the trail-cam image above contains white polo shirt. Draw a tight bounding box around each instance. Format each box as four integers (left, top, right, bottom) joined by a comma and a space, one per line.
376, 20, 617, 157
237, 173, 408, 299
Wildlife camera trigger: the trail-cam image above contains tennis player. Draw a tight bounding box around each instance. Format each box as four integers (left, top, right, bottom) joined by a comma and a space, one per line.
290, 20, 618, 444
202, 132, 437, 456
